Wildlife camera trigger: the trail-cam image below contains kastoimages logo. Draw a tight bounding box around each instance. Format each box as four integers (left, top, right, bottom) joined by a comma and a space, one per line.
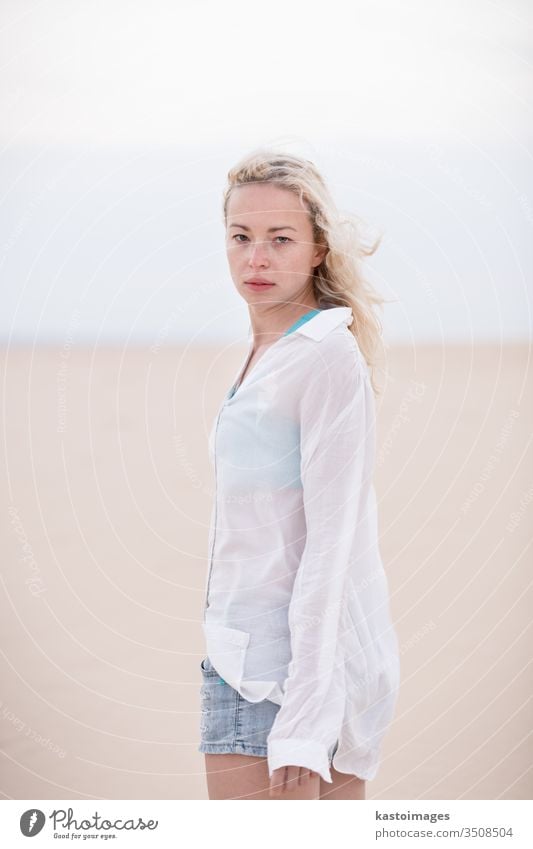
20, 809, 45, 836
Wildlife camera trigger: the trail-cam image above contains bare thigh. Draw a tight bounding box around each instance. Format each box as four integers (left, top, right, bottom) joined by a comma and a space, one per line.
319, 767, 366, 800
204, 753, 320, 800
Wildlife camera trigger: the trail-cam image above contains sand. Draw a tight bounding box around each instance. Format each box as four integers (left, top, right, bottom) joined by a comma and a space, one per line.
0, 343, 531, 799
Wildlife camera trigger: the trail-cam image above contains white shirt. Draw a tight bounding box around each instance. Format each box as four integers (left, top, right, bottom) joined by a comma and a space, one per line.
201, 306, 401, 783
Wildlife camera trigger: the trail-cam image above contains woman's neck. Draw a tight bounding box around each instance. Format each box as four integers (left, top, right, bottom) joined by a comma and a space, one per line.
248, 301, 320, 347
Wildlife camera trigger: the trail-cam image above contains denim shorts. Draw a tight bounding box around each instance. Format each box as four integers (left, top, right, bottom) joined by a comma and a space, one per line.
198, 655, 339, 764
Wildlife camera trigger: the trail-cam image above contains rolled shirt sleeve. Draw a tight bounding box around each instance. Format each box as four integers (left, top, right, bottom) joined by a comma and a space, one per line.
266, 344, 375, 783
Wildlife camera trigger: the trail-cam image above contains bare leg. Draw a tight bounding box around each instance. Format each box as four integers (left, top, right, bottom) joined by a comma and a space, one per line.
319, 766, 366, 800
204, 753, 320, 800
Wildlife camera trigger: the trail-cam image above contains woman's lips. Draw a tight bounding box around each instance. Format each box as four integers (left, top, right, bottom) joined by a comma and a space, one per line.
244, 282, 276, 291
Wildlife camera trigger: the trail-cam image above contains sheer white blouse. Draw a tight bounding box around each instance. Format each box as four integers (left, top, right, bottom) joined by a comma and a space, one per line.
201, 306, 401, 783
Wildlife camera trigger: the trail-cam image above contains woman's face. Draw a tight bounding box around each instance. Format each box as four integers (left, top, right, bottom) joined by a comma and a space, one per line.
225, 182, 327, 308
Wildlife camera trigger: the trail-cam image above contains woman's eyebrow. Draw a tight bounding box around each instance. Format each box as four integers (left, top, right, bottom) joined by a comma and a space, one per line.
228, 223, 298, 232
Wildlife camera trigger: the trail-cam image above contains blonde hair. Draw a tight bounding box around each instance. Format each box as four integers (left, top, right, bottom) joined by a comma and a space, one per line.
222, 147, 390, 396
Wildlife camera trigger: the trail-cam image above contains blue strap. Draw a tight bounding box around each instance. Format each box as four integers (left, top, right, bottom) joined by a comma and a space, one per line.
283, 308, 321, 336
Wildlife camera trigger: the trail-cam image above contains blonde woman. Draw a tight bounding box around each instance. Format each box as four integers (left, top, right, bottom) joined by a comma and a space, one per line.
198, 149, 400, 800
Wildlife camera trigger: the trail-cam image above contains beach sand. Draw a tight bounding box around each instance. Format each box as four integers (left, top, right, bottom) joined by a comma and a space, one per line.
1, 343, 531, 799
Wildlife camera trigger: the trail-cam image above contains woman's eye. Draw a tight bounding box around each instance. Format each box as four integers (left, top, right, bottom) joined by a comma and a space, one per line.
231, 234, 290, 244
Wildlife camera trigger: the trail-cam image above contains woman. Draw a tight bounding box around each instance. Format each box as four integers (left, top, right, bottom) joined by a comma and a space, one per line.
198, 149, 401, 800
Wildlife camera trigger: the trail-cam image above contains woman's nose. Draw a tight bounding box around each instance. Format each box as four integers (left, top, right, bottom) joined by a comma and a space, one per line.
247, 241, 270, 265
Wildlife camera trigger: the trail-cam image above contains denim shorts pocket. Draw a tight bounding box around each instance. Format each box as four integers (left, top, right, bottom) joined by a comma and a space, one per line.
200, 656, 220, 678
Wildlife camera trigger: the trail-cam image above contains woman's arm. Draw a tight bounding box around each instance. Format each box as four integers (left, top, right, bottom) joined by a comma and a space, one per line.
266, 343, 375, 784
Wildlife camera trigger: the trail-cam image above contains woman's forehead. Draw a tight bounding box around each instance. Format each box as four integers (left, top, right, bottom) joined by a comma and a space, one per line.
227, 184, 311, 224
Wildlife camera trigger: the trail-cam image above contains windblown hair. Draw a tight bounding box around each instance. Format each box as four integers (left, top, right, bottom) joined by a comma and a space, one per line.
222, 147, 390, 396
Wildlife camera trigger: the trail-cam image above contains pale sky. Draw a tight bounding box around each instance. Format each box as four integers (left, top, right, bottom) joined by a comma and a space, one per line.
1, 0, 530, 147
0, 1, 531, 344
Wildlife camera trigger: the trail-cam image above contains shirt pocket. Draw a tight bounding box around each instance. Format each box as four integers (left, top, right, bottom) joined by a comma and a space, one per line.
202, 622, 250, 692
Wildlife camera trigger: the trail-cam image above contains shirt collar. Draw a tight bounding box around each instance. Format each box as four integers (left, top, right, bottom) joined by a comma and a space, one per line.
246, 306, 353, 342
293, 306, 353, 341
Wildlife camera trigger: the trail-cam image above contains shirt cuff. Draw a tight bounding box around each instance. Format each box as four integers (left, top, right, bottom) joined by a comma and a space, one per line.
267, 738, 333, 784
